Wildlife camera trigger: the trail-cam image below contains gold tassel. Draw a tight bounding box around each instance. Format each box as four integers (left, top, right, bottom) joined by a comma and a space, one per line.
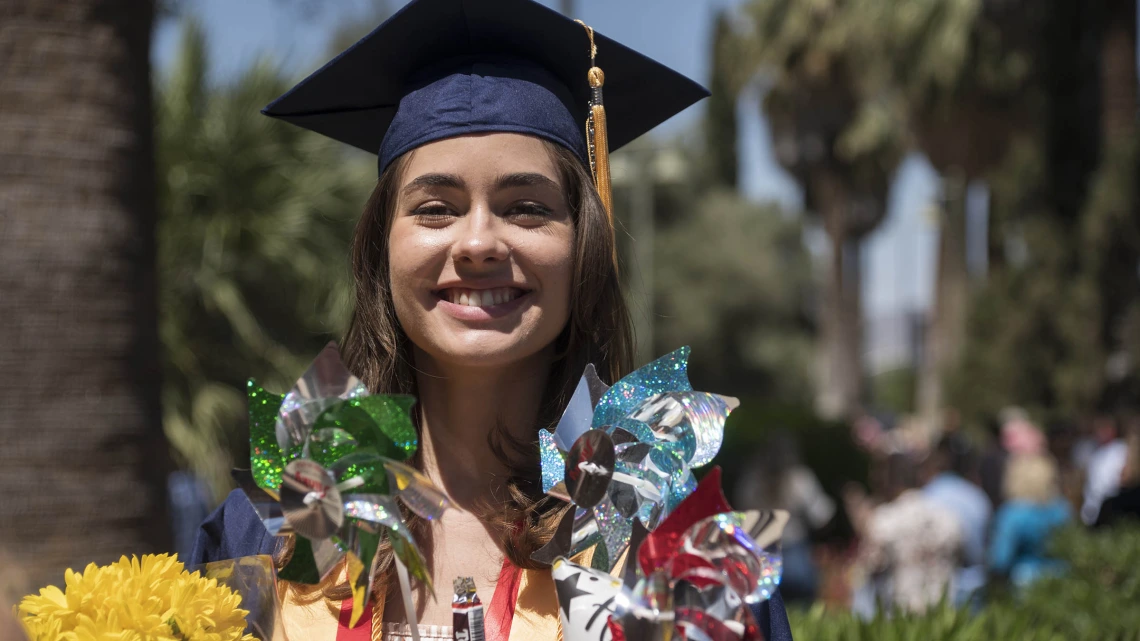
587, 67, 614, 219
576, 21, 617, 266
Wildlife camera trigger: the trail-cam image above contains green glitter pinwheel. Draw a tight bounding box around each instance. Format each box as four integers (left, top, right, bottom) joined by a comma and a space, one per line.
241, 342, 448, 627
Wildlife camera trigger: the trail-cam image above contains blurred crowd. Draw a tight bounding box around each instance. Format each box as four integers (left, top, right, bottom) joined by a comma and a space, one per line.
732, 408, 1140, 615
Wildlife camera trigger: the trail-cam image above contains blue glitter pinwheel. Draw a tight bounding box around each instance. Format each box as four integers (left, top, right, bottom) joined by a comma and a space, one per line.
534, 347, 738, 570
240, 342, 449, 627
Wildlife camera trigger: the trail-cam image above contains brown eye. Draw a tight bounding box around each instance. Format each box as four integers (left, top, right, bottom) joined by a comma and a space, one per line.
412, 204, 457, 222
507, 201, 553, 220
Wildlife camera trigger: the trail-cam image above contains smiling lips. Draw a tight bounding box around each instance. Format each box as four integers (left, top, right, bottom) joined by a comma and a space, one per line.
438, 287, 527, 309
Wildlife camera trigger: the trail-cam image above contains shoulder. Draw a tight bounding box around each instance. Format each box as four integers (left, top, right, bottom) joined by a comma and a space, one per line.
751, 590, 794, 641
189, 489, 277, 565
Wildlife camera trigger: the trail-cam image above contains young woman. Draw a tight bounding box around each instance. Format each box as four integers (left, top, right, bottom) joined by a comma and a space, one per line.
191, 0, 794, 638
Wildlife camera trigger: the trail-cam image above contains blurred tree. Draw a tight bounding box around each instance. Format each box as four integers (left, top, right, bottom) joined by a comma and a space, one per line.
704, 9, 739, 190
1070, 0, 1140, 411
861, 0, 1039, 428
0, 0, 170, 586
949, 0, 1140, 422
325, 1, 393, 55
156, 20, 373, 500
654, 189, 815, 401
730, 0, 907, 419
731, 0, 1119, 427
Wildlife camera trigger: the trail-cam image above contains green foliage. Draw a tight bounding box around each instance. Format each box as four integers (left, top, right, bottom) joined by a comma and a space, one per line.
1075, 137, 1140, 409
737, 0, 1031, 169
1018, 523, 1140, 638
715, 400, 863, 510
870, 367, 917, 415
156, 20, 373, 500
733, 0, 907, 198
790, 601, 1067, 641
951, 129, 1140, 422
654, 189, 815, 402
790, 523, 1140, 641
943, 3, 1138, 421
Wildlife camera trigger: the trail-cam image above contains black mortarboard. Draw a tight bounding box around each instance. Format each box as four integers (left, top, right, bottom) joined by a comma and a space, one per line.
262, 0, 709, 179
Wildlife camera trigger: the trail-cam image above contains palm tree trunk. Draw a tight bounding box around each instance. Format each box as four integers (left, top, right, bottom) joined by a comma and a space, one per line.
814, 173, 864, 419
705, 10, 740, 190
1100, 0, 1137, 147
0, 0, 169, 587
917, 174, 970, 433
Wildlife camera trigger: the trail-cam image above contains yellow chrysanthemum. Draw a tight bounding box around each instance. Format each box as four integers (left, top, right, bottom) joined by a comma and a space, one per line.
15, 554, 256, 641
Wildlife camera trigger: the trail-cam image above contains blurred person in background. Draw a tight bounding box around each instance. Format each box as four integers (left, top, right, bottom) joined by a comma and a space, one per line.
978, 407, 1046, 510
847, 453, 963, 617
1001, 410, 1047, 457
1081, 412, 1129, 524
921, 434, 992, 606
978, 415, 1009, 509
1045, 419, 1086, 512
1095, 419, 1140, 527
988, 454, 1072, 588
735, 431, 836, 605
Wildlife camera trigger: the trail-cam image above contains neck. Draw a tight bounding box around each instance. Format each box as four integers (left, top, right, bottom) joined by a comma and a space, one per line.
413, 346, 553, 511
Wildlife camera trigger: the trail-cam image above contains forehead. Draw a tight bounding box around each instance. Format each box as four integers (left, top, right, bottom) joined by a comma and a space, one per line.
401, 133, 561, 185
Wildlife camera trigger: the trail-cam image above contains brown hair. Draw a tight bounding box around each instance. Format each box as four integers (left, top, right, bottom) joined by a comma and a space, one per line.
329, 138, 634, 603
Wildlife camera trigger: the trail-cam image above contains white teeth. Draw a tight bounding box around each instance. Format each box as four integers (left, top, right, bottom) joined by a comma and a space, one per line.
443, 287, 523, 308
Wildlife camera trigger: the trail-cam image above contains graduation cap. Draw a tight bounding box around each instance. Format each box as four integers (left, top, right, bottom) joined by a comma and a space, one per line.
263, 0, 709, 220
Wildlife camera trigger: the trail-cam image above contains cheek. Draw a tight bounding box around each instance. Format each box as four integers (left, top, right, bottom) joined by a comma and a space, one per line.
386, 222, 444, 314
533, 231, 575, 318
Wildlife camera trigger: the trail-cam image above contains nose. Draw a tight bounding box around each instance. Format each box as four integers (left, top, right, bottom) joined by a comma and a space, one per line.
451, 206, 510, 266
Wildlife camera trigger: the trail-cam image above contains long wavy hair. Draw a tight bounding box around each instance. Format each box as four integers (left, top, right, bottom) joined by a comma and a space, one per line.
326, 138, 634, 604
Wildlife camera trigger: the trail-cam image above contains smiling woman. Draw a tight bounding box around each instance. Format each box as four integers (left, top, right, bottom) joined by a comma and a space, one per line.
337, 132, 629, 629
188, 0, 794, 638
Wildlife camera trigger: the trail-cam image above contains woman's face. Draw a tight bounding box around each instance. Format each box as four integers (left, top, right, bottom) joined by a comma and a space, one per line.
388, 133, 574, 369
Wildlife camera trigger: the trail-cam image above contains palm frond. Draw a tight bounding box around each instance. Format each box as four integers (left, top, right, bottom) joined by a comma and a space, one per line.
157, 19, 374, 499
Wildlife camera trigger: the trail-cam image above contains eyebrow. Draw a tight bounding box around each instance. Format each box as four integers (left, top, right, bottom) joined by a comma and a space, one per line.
494, 172, 562, 192
402, 173, 466, 196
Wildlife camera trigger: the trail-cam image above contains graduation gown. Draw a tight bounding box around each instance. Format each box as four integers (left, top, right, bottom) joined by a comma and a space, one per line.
192, 490, 794, 641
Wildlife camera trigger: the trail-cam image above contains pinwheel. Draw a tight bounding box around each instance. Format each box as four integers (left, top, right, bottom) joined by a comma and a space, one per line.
552, 470, 789, 641
238, 342, 449, 627
537, 347, 789, 640
535, 347, 739, 570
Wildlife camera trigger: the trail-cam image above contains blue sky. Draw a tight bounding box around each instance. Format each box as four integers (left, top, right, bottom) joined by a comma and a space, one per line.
152, 0, 939, 324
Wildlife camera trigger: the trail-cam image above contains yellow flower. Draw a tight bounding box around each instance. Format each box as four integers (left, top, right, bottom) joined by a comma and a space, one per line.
16, 554, 256, 641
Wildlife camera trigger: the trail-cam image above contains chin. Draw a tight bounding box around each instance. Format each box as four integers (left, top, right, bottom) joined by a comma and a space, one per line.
427, 328, 556, 370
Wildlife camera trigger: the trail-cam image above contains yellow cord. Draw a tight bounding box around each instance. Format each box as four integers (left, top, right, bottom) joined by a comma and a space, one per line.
576, 20, 617, 264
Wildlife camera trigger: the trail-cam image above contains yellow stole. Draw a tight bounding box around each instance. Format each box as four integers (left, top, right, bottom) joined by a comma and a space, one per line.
277, 548, 619, 641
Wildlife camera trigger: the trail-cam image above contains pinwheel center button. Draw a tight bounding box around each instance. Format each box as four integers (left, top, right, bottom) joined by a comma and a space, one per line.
565, 430, 616, 509
281, 459, 345, 539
